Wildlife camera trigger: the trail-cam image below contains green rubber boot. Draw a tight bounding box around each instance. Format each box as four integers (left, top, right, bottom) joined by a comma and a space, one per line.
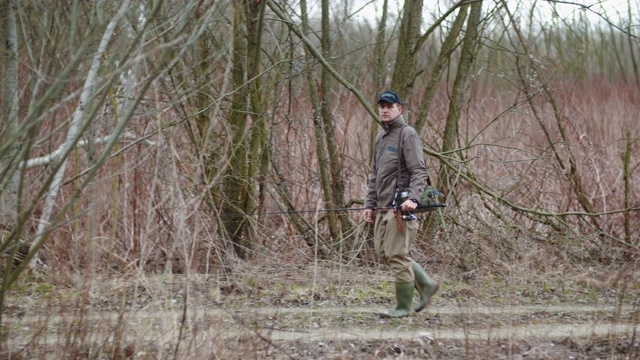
412, 260, 439, 313
381, 281, 415, 318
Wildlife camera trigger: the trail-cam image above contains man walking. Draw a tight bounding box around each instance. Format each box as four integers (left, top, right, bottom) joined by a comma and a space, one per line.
363, 90, 439, 318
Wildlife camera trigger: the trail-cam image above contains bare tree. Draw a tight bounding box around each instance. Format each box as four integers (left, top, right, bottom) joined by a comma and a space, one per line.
390, 0, 425, 99
0, 0, 19, 231
439, 0, 483, 193
216, 0, 267, 258
319, 0, 353, 245
415, 5, 469, 133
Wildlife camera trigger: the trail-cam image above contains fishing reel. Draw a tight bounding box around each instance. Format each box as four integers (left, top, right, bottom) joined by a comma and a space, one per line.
402, 213, 418, 221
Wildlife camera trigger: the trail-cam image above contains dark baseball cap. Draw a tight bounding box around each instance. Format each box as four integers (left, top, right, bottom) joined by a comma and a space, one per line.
377, 90, 402, 105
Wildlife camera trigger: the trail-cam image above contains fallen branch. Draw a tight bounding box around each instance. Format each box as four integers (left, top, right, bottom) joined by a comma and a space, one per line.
19, 132, 155, 170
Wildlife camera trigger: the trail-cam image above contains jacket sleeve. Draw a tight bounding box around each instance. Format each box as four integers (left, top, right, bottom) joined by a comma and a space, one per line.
366, 142, 378, 208
402, 128, 429, 201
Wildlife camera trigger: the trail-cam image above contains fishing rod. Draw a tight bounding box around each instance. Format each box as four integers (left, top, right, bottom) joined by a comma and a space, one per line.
245, 204, 446, 219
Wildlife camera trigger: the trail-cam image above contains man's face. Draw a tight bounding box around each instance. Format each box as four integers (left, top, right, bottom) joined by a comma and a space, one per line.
378, 101, 403, 122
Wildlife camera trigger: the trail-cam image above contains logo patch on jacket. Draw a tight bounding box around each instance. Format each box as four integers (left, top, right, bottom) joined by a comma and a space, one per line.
387, 146, 398, 153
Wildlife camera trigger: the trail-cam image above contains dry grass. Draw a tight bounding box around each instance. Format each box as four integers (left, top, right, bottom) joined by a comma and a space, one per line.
2, 258, 639, 359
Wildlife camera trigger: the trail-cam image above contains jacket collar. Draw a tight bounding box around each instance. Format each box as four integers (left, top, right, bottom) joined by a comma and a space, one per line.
382, 115, 406, 133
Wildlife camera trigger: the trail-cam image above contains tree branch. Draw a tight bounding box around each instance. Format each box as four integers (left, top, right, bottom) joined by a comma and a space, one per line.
267, 1, 382, 125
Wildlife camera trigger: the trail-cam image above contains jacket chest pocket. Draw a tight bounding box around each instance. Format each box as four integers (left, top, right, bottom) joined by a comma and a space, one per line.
377, 145, 399, 173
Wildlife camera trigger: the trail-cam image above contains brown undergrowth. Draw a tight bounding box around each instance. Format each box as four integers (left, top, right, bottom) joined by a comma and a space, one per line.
2, 257, 639, 359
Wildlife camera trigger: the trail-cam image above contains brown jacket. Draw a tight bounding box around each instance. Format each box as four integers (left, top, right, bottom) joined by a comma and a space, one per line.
366, 115, 429, 208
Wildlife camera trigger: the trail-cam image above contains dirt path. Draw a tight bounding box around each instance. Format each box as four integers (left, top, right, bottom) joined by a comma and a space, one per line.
7, 303, 632, 322
262, 323, 637, 342
3, 302, 639, 358
5, 303, 638, 343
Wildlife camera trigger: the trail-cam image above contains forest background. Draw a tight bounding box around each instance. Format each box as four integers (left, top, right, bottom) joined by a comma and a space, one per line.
0, 0, 639, 352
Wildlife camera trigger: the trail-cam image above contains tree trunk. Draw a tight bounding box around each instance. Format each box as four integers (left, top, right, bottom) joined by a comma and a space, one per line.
390, 0, 424, 101
366, 0, 390, 256
0, 0, 19, 331
298, 0, 340, 244
418, 4, 468, 238
623, 131, 632, 245
320, 0, 353, 245
371, 0, 389, 158
415, 5, 468, 133
219, 0, 265, 258
439, 0, 483, 193
626, 1, 640, 86
0, 0, 19, 228
219, 0, 252, 258
246, 0, 268, 243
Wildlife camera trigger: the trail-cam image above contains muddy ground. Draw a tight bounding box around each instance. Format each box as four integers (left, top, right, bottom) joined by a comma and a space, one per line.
2, 262, 640, 359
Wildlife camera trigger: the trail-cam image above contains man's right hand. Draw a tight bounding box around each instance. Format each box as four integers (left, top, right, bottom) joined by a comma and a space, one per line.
363, 208, 373, 223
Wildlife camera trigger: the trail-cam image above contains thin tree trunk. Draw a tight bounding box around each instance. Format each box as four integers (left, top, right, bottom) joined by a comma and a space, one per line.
623, 131, 632, 246
415, 5, 468, 133
320, 0, 339, 239
220, 0, 252, 258
219, 0, 265, 258
390, 0, 424, 101
439, 0, 482, 193
371, 0, 388, 160
1, 0, 19, 227
298, 0, 340, 244
320, 0, 353, 245
418, 4, 468, 238
626, 0, 640, 86
0, 0, 19, 331
246, 0, 268, 243
365, 0, 390, 257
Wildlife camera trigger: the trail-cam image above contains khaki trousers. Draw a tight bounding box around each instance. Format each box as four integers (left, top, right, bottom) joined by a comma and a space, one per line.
374, 210, 418, 282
